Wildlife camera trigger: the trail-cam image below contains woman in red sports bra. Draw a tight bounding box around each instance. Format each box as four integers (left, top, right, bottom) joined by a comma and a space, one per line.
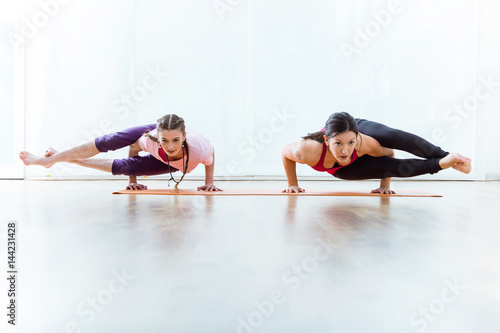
310, 132, 360, 175
282, 112, 472, 194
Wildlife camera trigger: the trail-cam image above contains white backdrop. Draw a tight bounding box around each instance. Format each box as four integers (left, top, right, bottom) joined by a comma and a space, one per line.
2, 0, 500, 180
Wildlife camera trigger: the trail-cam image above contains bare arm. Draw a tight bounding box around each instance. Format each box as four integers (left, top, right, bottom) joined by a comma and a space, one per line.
356, 134, 396, 194
198, 149, 222, 192
358, 133, 394, 157
281, 142, 307, 193
126, 141, 146, 190
373, 148, 396, 195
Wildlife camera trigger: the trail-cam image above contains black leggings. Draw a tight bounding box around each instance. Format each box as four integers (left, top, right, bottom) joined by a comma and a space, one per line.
333, 119, 449, 180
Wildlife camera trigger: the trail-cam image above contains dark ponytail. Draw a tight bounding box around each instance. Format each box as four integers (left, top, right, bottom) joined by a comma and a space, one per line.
302, 112, 359, 143
302, 130, 326, 143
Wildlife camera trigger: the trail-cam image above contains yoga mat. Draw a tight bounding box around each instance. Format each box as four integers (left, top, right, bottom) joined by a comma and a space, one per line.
112, 188, 442, 197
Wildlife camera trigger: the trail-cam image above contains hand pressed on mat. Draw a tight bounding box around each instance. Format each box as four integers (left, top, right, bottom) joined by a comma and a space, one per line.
197, 184, 223, 192
126, 183, 148, 191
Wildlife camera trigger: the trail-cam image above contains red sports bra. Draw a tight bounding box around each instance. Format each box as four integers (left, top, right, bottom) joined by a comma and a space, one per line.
311, 144, 359, 175
158, 147, 184, 163
158, 147, 168, 162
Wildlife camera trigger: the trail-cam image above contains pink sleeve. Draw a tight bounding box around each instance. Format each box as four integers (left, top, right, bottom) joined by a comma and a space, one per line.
201, 141, 214, 165
193, 130, 214, 166
184, 128, 214, 169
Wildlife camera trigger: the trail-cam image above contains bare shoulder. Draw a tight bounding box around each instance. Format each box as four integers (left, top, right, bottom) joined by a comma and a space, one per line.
357, 133, 386, 157
293, 139, 323, 165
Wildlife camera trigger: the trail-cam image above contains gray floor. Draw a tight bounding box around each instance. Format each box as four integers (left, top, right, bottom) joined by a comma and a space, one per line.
1, 180, 499, 333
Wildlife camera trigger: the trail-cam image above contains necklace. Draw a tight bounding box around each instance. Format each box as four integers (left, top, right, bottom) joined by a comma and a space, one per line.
165, 145, 185, 187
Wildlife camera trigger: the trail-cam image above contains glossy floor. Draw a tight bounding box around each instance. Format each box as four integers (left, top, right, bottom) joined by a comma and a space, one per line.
1, 180, 499, 333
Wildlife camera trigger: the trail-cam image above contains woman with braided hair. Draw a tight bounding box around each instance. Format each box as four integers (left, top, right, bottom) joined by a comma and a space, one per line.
282, 112, 472, 194
19, 114, 221, 192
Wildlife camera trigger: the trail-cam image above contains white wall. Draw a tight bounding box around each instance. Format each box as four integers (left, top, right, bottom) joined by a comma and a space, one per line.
0, 16, 16, 166
0, 2, 24, 178
2, 0, 499, 180
476, 0, 500, 180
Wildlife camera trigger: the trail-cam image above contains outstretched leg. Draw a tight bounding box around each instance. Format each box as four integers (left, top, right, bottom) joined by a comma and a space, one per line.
37, 147, 114, 172
20, 141, 100, 168
334, 153, 469, 180
19, 124, 156, 168
356, 118, 448, 159
65, 153, 177, 176
356, 118, 471, 173
70, 158, 114, 173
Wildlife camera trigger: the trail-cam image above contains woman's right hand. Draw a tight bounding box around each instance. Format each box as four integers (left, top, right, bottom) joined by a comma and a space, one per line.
126, 183, 148, 190
282, 185, 305, 193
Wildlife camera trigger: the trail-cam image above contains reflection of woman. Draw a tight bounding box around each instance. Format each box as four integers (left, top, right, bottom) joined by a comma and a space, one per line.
282, 112, 471, 194
20, 114, 221, 192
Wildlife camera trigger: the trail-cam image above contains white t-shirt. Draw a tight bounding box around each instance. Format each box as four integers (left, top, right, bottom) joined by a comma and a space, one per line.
138, 127, 214, 173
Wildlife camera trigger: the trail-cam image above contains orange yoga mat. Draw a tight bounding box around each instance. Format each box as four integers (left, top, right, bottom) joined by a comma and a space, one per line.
112, 188, 442, 197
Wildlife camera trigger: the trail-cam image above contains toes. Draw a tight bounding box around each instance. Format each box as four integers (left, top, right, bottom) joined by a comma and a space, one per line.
454, 154, 464, 163
44, 147, 57, 157
457, 154, 470, 164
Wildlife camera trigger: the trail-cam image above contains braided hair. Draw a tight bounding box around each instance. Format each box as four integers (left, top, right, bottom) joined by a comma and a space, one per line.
144, 114, 190, 192
174, 140, 189, 192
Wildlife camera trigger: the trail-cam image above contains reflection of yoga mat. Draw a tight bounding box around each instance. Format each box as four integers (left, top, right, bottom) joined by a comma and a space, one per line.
112, 189, 442, 197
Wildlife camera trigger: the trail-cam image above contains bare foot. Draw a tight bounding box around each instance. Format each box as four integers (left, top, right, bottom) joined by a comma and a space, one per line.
44, 147, 58, 157
452, 156, 472, 174
439, 153, 472, 174
19, 151, 55, 168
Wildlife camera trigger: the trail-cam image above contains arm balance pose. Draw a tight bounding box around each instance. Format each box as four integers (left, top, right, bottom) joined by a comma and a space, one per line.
282, 112, 471, 194
20, 114, 221, 192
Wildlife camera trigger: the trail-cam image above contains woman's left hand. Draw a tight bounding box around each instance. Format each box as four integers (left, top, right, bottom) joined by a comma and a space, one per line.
371, 187, 396, 195
197, 184, 223, 192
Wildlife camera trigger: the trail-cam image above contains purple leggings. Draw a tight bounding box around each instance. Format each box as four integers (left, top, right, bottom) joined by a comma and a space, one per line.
94, 124, 178, 176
